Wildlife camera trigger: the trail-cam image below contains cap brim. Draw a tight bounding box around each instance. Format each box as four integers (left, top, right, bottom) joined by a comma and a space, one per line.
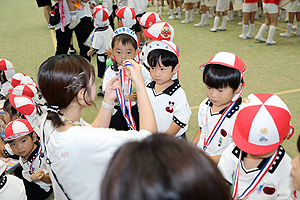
232, 121, 281, 155
137, 17, 143, 26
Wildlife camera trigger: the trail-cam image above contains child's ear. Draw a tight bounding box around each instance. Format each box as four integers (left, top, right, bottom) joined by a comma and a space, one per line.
172, 63, 180, 74
235, 83, 243, 94
134, 48, 139, 57
32, 133, 37, 142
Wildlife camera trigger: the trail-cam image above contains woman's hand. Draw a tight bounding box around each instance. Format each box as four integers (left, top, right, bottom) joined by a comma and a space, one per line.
103, 76, 120, 105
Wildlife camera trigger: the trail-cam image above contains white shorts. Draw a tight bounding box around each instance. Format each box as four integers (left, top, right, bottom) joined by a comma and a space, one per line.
289, 4, 300, 12
242, 2, 258, 12
263, 3, 278, 14
216, 0, 230, 11
200, 0, 206, 6
184, 0, 200, 3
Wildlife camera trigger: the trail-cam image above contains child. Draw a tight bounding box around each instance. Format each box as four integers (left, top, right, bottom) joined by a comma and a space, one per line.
102, 27, 148, 130
145, 40, 191, 138
194, 1, 209, 27
210, 0, 229, 31
0, 59, 15, 100
37, 54, 157, 199
3, 119, 53, 200
0, 160, 27, 199
137, 12, 163, 29
115, 6, 137, 29
87, 5, 113, 97
218, 93, 294, 199
192, 52, 246, 164
291, 135, 300, 199
181, 0, 198, 24
239, 0, 258, 39
0, 99, 22, 130
279, 3, 300, 37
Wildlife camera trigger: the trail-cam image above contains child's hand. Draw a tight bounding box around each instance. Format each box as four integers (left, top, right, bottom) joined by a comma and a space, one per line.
87, 49, 95, 57
130, 91, 137, 101
103, 76, 120, 105
104, 47, 113, 58
30, 170, 44, 181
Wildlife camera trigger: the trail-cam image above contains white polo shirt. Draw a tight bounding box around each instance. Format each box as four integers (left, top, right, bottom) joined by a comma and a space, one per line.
196, 98, 242, 156
92, 26, 113, 55
146, 79, 191, 137
0, 174, 27, 200
218, 143, 294, 200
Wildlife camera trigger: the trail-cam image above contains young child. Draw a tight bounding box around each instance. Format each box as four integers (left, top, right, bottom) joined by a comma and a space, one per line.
0, 59, 15, 100
218, 93, 294, 199
87, 5, 113, 97
115, 6, 137, 29
0, 99, 22, 130
3, 119, 53, 200
210, 0, 229, 31
192, 52, 246, 164
291, 135, 300, 199
279, 3, 300, 37
102, 27, 146, 130
238, 0, 258, 39
145, 40, 191, 138
0, 160, 27, 199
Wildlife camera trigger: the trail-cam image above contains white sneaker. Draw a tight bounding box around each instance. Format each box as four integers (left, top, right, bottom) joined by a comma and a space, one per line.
247, 34, 253, 39
292, 25, 297, 29
210, 28, 217, 32
181, 19, 189, 24
47, 23, 55, 29
279, 32, 290, 37
254, 36, 266, 42
238, 22, 243, 26
239, 34, 247, 39
189, 18, 194, 22
169, 15, 174, 20
217, 27, 226, 31
176, 15, 182, 19
195, 10, 200, 14
266, 40, 277, 45
68, 16, 81, 29
194, 22, 205, 27
209, 14, 214, 18
295, 32, 300, 36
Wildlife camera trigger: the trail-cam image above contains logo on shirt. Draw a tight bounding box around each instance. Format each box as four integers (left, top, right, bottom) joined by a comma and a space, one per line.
166, 101, 175, 113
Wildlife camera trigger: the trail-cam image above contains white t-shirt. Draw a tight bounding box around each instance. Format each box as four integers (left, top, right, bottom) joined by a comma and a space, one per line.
218, 143, 294, 200
128, 0, 148, 15
145, 79, 191, 137
196, 98, 241, 156
103, 0, 113, 15
92, 26, 113, 55
0, 174, 27, 200
41, 118, 151, 200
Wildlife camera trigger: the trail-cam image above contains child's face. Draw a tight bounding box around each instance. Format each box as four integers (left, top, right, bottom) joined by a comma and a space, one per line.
8, 134, 36, 159
205, 85, 236, 110
291, 152, 300, 191
150, 59, 178, 87
113, 41, 138, 66
3, 111, 12, 124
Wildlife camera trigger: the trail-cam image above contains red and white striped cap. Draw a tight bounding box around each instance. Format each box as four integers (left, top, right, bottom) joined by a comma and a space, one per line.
8, 84, 37, 99
146, 40, 179, 58
92, 5, 110, 28
11, 73, 26, 88
143, 21, 174, 41
115, 6, 136, 28
233, 93, 294, 155
0, 59, 16, 82
9, 94, 36, 119
137, 12, 162, 28
4, 119, 34, 141
20, 76, 37, 88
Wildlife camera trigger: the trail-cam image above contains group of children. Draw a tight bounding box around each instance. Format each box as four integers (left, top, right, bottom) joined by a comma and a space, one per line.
155, 0, 300, 44
0, 3, 300, 200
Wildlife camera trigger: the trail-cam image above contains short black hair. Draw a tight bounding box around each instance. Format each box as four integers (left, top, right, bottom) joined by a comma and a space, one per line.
203, 64, 243, 91
297, 135, 300, 153
147, 49, 178, 71
3, 99, 22, 119
112, 34, 138, 50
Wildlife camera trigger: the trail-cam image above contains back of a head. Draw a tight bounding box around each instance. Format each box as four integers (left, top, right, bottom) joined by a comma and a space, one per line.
101, 134, 231, 200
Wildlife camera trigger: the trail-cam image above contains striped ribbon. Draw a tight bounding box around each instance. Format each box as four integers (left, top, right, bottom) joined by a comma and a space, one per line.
203, 101, 236, 151
232, 148, 279, 199
115, 61, 136, 130
23, 145, 42, 174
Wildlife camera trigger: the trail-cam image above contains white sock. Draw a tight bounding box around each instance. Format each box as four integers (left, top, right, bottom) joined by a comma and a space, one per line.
248, 23, 255, 36
297, 21, 300, 33
185, 11, 189, 21
243, 24, 248, 35
267, 25, 276, 42
206, 11, 209, 24
159, 6, 163, 15
170, 9, 174, 17
286, 23, 293, 35
213, 16, 220, 29
200, 13, 205, 24
190, 9, 194, 21
155, 1, 159, 10
256, 23, 268, 38
221, 15, 227, 28
177, 7, 181, 15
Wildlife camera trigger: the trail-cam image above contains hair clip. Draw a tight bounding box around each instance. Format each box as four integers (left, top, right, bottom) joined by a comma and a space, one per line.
64, 84, 83, 89
74, 72, 85, 80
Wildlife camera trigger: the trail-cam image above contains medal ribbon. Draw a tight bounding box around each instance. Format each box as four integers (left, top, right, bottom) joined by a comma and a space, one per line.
23, 145, 42, 174
232, 148, 279, 199
115, 61, 136, 130
203, 101, 236, 151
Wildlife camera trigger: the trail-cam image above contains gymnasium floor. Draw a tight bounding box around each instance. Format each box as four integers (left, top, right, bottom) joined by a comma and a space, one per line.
0, 0, 299, 157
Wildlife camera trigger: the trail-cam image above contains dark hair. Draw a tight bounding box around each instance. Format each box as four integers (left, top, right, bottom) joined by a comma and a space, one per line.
203, 64, 243, 91
297, 135, 300, 153
37, 55, 95, 127
3, 99, 22, 119
0, 70, 7, 84
112, 34, 138, 50
101, 134, 231, 200
147, 49, 178, 71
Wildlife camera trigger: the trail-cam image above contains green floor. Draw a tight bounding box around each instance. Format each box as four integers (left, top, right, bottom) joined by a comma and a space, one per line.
0, 0, 299, 157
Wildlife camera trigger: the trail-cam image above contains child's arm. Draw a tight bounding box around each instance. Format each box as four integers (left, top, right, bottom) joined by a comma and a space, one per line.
87, 49, 95, 57
164, 122, 181, 136
0, 139, 7, 158
67, 0, 78, 11
191, 128, 201, 145
208, 155, 222, 165
30, 170, 52, 184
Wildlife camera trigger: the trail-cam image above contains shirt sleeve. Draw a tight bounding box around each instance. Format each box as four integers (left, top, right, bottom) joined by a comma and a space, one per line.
198, 98, 209, 129
217, 142, 236, 184
172, 91, 191, 129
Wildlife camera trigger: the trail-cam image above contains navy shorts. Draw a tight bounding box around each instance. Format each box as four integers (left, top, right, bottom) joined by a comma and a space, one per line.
36, 0, 52, 7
